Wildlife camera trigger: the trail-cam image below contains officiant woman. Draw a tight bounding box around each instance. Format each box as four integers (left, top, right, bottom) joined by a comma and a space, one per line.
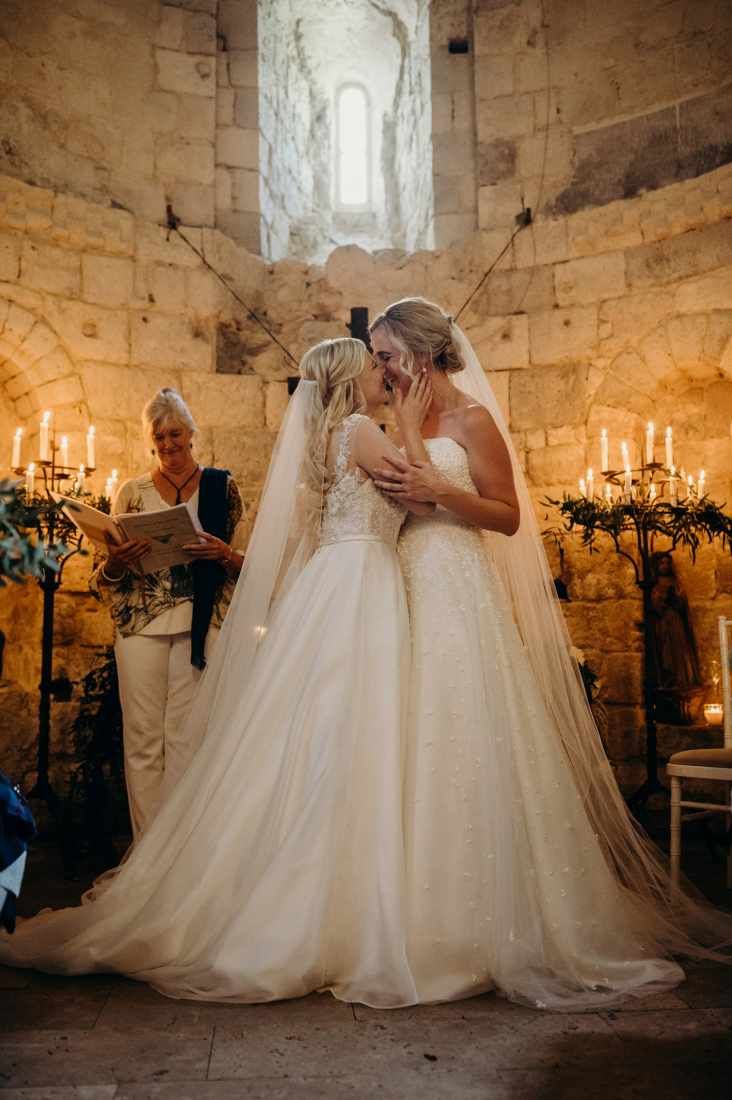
92, 387, 245, 839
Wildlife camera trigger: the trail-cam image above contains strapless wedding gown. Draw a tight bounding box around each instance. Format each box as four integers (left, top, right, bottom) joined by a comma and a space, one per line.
0, 415, 418, 1007
398, 436, 684, 1010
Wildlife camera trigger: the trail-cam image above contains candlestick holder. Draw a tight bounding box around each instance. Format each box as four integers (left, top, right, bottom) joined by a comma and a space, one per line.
11, 432, 108, 852
546, 455, 731, 814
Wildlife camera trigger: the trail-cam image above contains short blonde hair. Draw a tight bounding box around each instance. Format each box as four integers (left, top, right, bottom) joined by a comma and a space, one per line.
370, 297, 463, 376
142, 388, 196, 443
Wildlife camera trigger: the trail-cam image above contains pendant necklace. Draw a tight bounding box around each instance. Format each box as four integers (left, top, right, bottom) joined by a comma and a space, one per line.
159, 464, 200, 505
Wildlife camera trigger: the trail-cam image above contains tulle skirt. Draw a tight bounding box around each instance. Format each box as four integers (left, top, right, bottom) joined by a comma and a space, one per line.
0, 538, 418, 1007
399, 512, 686, 1010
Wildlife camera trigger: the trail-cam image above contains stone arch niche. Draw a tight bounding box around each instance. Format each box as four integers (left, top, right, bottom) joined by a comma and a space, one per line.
587, 313, 732, 490
574, 317, 732, 732
0, 298, 88, 458
0, 297, 112, 785
0, 297, 94, 689
253, 0, 434, 262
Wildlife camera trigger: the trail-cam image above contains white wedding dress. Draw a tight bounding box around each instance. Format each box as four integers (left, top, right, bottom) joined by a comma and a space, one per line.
0, 414, 419, 1007
398, 437, 685, 1010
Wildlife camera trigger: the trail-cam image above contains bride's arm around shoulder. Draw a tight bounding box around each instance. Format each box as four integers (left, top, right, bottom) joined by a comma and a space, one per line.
373, 406, 519, 535
351, 417, 435, 516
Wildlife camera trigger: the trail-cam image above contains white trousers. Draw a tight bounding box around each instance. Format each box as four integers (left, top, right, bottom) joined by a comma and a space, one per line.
114, 629, 217, 840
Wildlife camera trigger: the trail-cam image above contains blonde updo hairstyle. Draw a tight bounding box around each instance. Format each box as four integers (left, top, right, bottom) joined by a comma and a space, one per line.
142, 388, 197, 452
299, 337, 368, 528
369, 297, 464, 377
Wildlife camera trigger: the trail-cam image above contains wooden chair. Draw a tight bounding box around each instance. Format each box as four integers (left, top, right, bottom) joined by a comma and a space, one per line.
667, 616, 732, 890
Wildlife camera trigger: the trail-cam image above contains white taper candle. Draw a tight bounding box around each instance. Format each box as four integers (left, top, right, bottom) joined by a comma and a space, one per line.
11, 428, 22, 469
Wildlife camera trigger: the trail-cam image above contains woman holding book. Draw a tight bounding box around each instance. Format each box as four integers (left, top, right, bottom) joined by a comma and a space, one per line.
94, 387, 244, 839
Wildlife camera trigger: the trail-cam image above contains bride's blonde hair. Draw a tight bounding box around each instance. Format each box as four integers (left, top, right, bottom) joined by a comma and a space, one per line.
370, 297, 464, 376
299, 337, 367, 530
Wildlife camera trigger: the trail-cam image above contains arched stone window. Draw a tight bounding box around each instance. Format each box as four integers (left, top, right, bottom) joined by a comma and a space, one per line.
335, 83, 371, 211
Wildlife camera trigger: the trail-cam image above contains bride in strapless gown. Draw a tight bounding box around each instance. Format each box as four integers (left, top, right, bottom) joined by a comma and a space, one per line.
372, 298, 732, 1011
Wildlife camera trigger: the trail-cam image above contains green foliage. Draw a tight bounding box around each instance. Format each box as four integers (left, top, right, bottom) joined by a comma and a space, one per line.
544, 493, 732, 563
0, 479, 112, 586
0, 478, 65, 586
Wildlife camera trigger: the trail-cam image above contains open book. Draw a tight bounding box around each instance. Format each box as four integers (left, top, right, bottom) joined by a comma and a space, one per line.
52, 493, 204, 574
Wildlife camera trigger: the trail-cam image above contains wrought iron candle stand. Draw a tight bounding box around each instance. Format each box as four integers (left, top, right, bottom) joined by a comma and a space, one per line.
546, 458, 731, 812
12, 436, 100, 831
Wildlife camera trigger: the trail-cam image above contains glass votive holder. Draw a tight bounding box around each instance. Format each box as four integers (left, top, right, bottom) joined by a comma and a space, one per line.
703, 703, 724, 727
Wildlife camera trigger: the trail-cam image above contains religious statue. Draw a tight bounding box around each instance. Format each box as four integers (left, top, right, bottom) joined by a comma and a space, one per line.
649, 551, 702, 723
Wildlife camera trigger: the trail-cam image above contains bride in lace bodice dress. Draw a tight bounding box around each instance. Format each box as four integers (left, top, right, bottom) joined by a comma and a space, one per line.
372, 298, 731, 1011
0, 339, 426, 1007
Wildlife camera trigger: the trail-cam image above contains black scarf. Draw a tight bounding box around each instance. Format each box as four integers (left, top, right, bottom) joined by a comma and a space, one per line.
191, 467, 230, 669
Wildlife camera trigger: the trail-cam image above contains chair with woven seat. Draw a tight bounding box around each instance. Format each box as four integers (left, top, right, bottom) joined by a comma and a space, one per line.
667, 616, 732, 890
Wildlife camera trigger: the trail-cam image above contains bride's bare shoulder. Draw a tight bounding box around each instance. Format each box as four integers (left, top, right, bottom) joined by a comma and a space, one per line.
454, 402, 500, 439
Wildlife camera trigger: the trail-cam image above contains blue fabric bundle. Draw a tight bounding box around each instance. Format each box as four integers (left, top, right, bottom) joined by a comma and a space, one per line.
0, 771, 36, 933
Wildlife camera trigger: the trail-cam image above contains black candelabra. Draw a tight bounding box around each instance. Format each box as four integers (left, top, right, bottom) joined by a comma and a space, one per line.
11, 431, 104, 826
546, 441, 731, 811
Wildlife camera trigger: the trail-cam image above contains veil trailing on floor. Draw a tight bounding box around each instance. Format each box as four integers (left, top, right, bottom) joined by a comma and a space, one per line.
449, 319, 732, 958
83, 379, 321, 900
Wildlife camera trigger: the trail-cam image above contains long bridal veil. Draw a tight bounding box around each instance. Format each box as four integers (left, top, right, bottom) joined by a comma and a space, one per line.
82, 380, 321, 902
450, 320, 732, 958
178, 378, 320, 763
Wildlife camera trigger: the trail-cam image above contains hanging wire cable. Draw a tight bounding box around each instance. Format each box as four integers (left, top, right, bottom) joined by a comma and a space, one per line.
456, 0, 552, 324
454, 222, 527, 323
166, 205, 299, 369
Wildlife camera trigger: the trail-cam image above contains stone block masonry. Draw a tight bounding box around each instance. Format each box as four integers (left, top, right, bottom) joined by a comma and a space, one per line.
1, 160, 732, 793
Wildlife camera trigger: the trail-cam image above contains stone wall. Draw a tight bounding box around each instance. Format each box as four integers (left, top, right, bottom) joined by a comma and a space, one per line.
0, 0, 219, 228
215, 0, 261, 253
1, 161, 731, 791
2, 0, 730, 261
475, 0, 732, 234
430, 0, 479, 249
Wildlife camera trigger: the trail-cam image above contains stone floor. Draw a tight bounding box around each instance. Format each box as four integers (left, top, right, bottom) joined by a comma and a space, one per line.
1, 824, 731, 1099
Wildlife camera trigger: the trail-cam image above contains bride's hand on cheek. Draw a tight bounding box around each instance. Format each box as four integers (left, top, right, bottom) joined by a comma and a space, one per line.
394, 371, 432, 429
374, 458, 447, 503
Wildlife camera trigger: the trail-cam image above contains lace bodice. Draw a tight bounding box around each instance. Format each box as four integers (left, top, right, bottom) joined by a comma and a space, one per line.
318, 414, 405, 549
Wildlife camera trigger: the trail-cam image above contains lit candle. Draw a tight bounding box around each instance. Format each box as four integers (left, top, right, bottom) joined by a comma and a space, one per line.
604, 482, 613, 503
59, 435, 69, 468
579, 477, 587, 497
620, 440, 630, 470
669, 465, 677, 503
600, 429, 609, 473
648, 482, 657, 502
645, 421, 654, 465
11, 427, 23, 469
703, 703, 724, 727
104, 478, 114, 500
25, 462, 36, 496
110, 468, 119, 495
39, 411, 52, 462
624, 465, 632, 496
86, 425, 96, 469
664, 426, 673, 469
76, 463, 85, 492
687, 472, 694, 498
586, 467, 594, 499
698, 469, 706, 497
